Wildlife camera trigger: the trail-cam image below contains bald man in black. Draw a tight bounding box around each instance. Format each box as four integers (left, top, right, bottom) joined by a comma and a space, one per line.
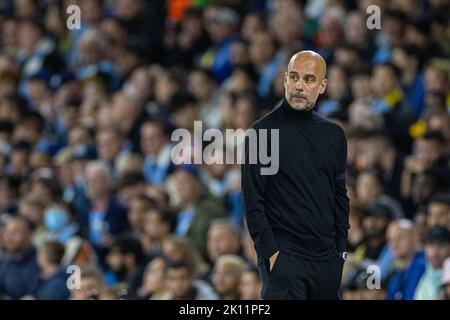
242, 51, 350, 300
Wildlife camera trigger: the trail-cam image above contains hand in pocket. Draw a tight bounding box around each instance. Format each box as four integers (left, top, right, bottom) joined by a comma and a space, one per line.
269, 251, 280, 272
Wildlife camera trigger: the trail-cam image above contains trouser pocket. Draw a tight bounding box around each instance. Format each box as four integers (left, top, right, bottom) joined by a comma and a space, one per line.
259, 252, 291, 300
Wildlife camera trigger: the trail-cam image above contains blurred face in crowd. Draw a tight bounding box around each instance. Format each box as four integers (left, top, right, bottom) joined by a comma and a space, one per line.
187, 70, 214, 102
19, 202, 44, 227
68, 126, 90, 147
372, 66, 398, 97
100, 18, 127, 49
2, 218, 31, 255
106, 248, 129, 279
212, 260, 242, 298
81, 0, 103, 25
126, 67, 152, 101
428, 113, 450, 143
79, 34, 104, 66
428, 202, 450, 228
416, 138, 443, 169
207, 224, 240, 261
349, 102, 384, 131
272, 7, 303, 47
284, 51, 327, 111
239, 270, 261, 300
13, 121, 41, 145
71, 275, 105, 300
166, 266, 194, 299
206, 16, 236, 44
85, 166, 111, 200
249, 32, 276, 67
387, 222, 418, 261
115, 0, 143, 20
173, 170, 202, 205
327, 65, 349, 99
127, 197, 150, 232
171, 104, 198, 132
9, 148, 29, 175
351, 74, 372, 102
111, 93, 141, 132
140, 122, 167, 156
424, 66, 447, 94
356, 172, 384, 207
162, 239, 185, 263
96, 129, 123, 162
362, 215, 390, 241
412, 173, 438, 205
233, 97, 256, 130
144, 209, 170, 241
318, 14, 343, 48
345, 12, 367, 44
230, 41, 249, 66
154, 72, 179, 105
143, 257, 167, 295
15, 0, 38, 18
241, 13, 266, 42
425, 241, 450, 269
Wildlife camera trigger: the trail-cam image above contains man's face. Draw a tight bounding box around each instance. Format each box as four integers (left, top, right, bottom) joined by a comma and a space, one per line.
207, 226, 239, 261
85, 168, 110, 200
362, 216, 389, 240
212, 262, 241, 296
144, 210, 169, 240
284, 55, 327, 111
428, 203, 450, 228
372, 66, 398, 97
239, 271, 261, 300
96, 131, 122, 162
416, 139, 442, 168
2, 219, 31, 255
388, 226, 416, 260
140, 123, 165, 156
425, 242, 450, 269
174, 171, 200, 204
166, 267, 193, 299
127, 198, 148, 232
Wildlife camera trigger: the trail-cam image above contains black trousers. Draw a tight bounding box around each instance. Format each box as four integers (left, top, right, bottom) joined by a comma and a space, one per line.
257, 251, 344, 300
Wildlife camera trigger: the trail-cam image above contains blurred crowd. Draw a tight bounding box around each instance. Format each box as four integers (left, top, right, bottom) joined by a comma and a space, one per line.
0, 0, 449, 300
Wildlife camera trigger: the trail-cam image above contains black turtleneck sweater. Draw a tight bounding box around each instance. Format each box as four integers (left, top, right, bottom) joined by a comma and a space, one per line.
242, 99, 350, 261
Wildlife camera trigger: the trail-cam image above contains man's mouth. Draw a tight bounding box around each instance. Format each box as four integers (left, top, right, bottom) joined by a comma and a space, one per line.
292, 96, 306, 102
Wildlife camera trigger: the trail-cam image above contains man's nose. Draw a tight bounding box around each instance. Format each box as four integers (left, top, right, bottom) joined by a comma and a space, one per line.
295, 79, 305, 91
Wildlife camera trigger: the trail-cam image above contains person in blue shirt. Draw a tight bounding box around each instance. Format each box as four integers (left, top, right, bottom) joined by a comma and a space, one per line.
34, 240, 70, 300
386, 219, 426, 300
0, 216, 40, 299
81, 161, 129, 267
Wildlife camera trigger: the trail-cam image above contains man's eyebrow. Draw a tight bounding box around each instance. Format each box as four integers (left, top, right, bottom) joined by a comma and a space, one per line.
289, 71, 299, 76
304, 74, 316, 79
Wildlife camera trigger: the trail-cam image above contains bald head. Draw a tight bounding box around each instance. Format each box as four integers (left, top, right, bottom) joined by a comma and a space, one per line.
284, 51, 327, 111
288, 51, 327, 80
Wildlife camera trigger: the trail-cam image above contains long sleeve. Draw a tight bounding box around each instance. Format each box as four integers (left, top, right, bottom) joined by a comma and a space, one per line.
241, 129, 279, 260
334, 130, 350, 252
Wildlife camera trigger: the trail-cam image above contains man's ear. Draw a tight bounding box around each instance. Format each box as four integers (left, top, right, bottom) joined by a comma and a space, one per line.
319, 78, 327, 94
284, 72, 288, 89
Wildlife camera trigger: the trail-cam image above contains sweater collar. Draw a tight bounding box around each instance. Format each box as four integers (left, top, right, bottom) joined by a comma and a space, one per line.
281, 99, 314, 121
